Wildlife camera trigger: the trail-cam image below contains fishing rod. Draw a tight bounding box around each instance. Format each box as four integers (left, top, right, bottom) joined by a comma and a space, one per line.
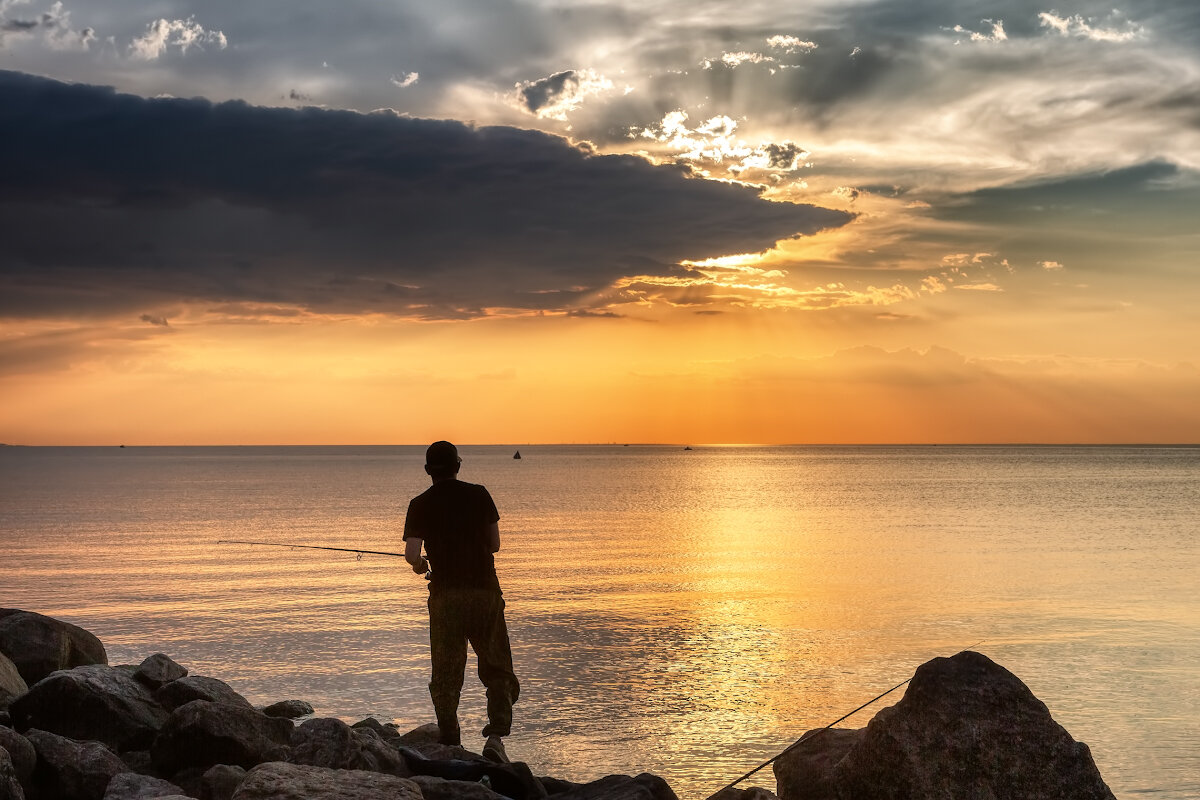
219, 539, 432, 579
707, 639, 986, 798
218, 539, 405, 559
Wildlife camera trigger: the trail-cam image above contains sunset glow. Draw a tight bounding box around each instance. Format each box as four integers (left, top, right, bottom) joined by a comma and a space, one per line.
2, 1, 1198, 444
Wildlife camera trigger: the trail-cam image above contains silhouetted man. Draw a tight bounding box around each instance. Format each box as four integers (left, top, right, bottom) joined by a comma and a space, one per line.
404, 441, 519, 763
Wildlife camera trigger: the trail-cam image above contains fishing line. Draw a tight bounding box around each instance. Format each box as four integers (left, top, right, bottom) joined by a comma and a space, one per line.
218, 539, 406, 559
707, 640, 986, 799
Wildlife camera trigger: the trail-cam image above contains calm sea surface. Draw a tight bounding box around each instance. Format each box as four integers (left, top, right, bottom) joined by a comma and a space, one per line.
1, 445, 1197, 798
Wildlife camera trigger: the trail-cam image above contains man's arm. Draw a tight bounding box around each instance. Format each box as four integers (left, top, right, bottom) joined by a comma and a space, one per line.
487, 521, 500, 553
405, 536, 428, 574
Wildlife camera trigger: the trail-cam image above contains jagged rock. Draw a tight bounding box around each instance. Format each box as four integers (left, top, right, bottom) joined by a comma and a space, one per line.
25, 728, 129, 800
775, 651, 1116, 800
0, 653, 27, 710
133, 656, 188, 691
288, 717, 408, 776
167, 767, 206, 799
0, 610, 108, 686
0, 729, 33, 791
200, 765, 246, 800
1, 747, 25, 800
770, 728, 861, 800
350, 717, 400, 740
393, 724, 475, 761
708, 789, 779, 800
410, 775, 509, 800
398, 747, 547, 799
150, 700, 292, 774
230, 762, 422, 800
549, 774, 677, 800
260, 701, 312, 720
10, 665, 169, 751
155, 677, 252, 712
102, 771, 187, 800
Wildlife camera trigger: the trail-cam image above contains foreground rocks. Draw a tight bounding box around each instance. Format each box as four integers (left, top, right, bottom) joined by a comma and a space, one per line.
0, 610, 107, 687
774, 650, 1116, 800
0, 610, 1116, 800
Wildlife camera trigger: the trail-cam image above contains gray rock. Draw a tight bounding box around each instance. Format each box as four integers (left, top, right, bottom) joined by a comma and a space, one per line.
0, 729, 33, 791
231, 762, 422, 800
550, 774, 677, 800
0, 609, 108, 686
0, 747, 25, 800
410, 774, 509, 800
770, 728, 861, 800
102, 772, 187, 800
775, 650, 1117, 800
25, 728, 129, 800
9, 665, 169, 751
150, 700, 293, 773
0, 654, 26, 711
260, 700, 312, 719
350, 718, 400, 740
200, 764, 246, 800
155, 677, 253, 712
708, 789, 779, 800
288, 717, 408, 776
133, 656, 188, 691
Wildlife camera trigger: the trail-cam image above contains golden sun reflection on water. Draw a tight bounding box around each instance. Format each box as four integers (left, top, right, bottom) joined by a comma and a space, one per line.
3, 445, 1198, 798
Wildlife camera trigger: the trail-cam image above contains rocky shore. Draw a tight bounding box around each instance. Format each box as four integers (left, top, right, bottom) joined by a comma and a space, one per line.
0, 608, 1116, 800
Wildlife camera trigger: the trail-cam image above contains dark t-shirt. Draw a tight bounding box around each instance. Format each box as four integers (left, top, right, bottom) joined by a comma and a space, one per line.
403, 479, 501, 593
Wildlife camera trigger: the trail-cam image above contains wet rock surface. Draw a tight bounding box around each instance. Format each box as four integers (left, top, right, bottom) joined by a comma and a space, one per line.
25, 728, 129, 800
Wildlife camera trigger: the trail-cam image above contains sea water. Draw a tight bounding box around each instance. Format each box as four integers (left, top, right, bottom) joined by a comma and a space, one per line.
1, 445, 1197, 798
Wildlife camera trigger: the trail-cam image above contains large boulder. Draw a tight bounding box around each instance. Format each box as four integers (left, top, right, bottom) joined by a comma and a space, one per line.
0, 654, 26, 710
1, 747, 25, 800
288, 718, 408, 776
155, 677, 252, 712
231, 762, 422, 800
150, 700, 293, 773
0, 610, 108, 686
132, 656, 187, 691
774, 650, 1116, 800
771, 728, 861, 800
25, 728, 128, 800
101, 772, 187, 800
0, 730, 33, 795
9, 665, 169, 751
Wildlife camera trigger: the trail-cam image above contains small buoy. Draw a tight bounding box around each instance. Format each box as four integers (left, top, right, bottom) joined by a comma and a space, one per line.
513, 450, 521, 459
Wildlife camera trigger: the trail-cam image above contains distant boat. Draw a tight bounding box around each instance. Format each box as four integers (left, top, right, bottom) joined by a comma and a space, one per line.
683, 446, 692, 451
513, 450, 521, 459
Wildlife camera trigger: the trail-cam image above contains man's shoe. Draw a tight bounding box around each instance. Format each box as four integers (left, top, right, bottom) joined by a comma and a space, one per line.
483, 734, 509, 763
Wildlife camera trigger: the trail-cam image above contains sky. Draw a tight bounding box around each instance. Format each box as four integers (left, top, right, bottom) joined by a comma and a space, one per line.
2, 0, 1198, 445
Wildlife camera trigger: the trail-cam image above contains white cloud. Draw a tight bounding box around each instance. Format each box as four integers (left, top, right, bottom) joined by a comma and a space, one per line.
129, 16, 227, 60
636, 111, 808, 174
954, 282, 1003, 291
702, 51, 774, 69
765, 35, 817, 54
390, 72, 419, 88
951, 19, 1007, 43
1038, 11, 1143, 42
1040, 260, 1065, 270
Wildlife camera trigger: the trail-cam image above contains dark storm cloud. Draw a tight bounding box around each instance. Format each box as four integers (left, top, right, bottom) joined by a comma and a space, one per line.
0, 70, 852, 321
516, 70, 583, 115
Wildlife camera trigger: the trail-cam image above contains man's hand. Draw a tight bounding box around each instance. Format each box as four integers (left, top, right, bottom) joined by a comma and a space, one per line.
413, 556, 429, 575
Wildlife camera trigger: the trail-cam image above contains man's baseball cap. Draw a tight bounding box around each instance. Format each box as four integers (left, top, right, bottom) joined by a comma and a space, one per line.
425, 440, 461, 468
